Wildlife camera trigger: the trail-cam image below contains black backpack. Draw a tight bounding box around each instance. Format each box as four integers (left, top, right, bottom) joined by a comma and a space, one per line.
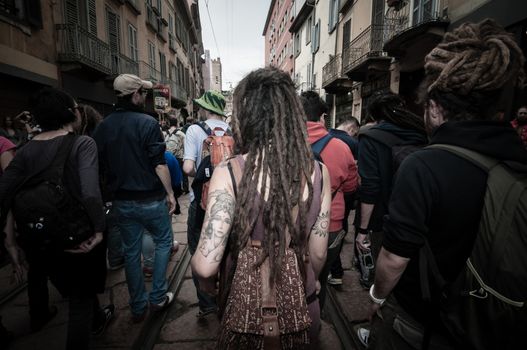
420, 144, 527, 350
360, 128, 425, 174
13, 134, 94, 250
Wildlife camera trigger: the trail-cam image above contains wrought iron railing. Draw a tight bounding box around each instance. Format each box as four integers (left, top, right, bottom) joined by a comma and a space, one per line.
342, 24, 386, 74
383, 0, 445, 45
169, 33, 176, 51
322, 54, 342, 87
169, 80, 188, 102
56, 24, 111, 74
111, 52, 139, 75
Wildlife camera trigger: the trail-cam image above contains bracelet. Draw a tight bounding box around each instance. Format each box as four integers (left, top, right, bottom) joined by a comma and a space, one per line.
369, 284, 386, 306
357, 227, 370, 235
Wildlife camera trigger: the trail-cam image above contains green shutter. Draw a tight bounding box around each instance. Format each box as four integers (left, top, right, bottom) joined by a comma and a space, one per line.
65, 0, 78, 24
88, 0, 97, 34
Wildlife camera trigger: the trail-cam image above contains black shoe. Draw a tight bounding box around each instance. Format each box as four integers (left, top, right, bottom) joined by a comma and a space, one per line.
92, 304, 115, 336
30, 306, 58, 332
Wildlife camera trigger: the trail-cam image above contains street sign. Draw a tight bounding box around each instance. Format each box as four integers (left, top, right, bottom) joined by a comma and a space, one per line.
153, 84, 171, 113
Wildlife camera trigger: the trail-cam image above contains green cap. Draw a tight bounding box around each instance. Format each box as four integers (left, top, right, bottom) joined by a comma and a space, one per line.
193, 90, 226, 116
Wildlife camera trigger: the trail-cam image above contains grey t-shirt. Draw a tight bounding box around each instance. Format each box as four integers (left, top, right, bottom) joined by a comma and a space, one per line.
183, 119, 229, 201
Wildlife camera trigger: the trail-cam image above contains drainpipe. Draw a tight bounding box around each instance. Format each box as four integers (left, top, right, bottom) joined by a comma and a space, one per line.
306, 0, 316, 91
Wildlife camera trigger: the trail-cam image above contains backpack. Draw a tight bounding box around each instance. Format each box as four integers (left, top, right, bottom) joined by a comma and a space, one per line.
12, 134, 94, 250
192, 121, 235, 210
164, 128, 184, 159
420, 144, 527, 350
360, 128, 425, 174
217, 159, 312, 349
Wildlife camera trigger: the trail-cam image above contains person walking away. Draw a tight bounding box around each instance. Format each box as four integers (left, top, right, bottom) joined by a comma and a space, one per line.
191, 67, 331, 348
165, 117, 189, 193
301, 90, 358, 308
0, 87, 113, 349
183, 90, 229, 317
366, 19, 527, 350
354, 91, 427, 289
327, 117, 360, 285
93, 74, 175, 322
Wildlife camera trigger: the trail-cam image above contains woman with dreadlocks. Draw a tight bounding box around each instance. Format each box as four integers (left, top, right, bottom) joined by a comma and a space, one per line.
360, 19, 527, 350
191, 67, 331, 349
354, 91, 428, 289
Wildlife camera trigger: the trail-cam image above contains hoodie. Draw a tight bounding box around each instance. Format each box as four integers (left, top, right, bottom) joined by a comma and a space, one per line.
383, 120, 527, 325
307, 121, 358, 232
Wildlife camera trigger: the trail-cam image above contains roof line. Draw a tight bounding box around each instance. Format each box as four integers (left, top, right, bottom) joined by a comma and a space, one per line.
262, 0, 277, 36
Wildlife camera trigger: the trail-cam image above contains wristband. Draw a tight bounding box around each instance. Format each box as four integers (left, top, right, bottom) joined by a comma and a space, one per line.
357, 227, 370, 235
369, 284, 386, 306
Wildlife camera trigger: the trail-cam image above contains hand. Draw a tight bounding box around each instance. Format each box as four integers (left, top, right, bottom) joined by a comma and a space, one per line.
368, 301, 382, 322
356, 233, 371, 253
315, 280, 321, 295
65, 232, 103, 254
166, 193, 176, 215
10, 262, 26, 285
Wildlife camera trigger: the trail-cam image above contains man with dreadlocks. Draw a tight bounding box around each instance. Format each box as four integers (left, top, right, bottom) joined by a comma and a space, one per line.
191, 67, 331, 349
301, 90, 359, 307
365, 19, 527, 350
355, 91, 428, 291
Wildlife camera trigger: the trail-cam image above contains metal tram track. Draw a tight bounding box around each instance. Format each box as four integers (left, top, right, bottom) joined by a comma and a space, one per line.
133, 244, 191, 350
325, 286, 364, 350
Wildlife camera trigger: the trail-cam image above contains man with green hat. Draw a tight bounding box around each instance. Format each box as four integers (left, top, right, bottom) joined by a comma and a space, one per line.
183, 90, 228, 317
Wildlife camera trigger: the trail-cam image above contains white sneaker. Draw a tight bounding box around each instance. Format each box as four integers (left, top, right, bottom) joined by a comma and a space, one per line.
150, 292, 174, 312
357, 327, 370, 347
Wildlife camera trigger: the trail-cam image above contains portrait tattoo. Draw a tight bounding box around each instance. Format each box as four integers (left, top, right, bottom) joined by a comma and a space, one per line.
199, 189, 235, 262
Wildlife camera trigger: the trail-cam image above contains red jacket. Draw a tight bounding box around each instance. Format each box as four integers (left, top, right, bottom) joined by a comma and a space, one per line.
307, 122, 358, 232
511, 119, 527, 147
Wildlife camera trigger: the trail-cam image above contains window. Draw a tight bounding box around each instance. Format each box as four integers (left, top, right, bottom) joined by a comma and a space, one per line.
65, 0, 96, 34
306, 16, 312, 44
328, 0, 339, 32
128, 24, 138, 61
413, 0, 435, 25
106, 8, 120, 53
342, 19, 351, 49
168, 14, 176, 50
294, 30, 302, 57
148, 41, 156, 79
311, 19, 320, 54
159, 52, 166, 78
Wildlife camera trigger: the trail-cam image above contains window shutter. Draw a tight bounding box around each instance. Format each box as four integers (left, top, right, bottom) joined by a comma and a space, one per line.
25, 0, 43, 28
107, 10, 120, 52
88, 0, 97, 34
65, 0, 79, 24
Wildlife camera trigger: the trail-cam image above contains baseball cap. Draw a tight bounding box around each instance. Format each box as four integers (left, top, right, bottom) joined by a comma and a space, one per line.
113, 74, 153, 97
193, 90, 226, 116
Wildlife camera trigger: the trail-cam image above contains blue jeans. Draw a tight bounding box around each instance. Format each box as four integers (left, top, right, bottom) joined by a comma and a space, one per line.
142, 231, 154, 269
114, 198, 173, 315
106, 206, 124, 267
187, 200, 217, 313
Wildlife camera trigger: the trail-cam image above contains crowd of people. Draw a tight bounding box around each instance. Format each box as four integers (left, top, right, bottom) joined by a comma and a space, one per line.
0, 18, 526, 350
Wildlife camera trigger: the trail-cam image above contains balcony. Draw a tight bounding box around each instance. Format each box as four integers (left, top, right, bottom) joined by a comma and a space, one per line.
342, 25, 391, 81
110, 52, 139, 76
169, 33, 176, 52
322, 54, 353, 93
56, 24, 111, 75
138, 61, 188, 105
383, 0, 449, 71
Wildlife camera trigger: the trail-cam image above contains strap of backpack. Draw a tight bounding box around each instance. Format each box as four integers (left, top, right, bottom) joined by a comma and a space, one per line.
311, 133, 333, 156
425, 144, 499, 172
198, 121, 213, 136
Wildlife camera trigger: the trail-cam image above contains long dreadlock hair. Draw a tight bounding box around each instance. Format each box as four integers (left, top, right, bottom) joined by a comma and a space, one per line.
229, 67, 315, 283
421, 19, 525, 121
367, 90, 427, 135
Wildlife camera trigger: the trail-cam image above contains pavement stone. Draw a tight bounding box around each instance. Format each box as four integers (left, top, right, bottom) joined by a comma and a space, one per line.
319, 319, 343, 350
160, 306, 220, 342
175, 279, 198, 306
154, 341, 216, 350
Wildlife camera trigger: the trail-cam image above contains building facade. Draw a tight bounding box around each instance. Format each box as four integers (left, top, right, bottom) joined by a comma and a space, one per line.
319, 0, 527, 123
211, 57, 222, 91
1, 0, 205, 123
263, 0, 295, 77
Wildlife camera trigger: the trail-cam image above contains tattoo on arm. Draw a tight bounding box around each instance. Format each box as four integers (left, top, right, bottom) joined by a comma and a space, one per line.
312, 211, 329, 238
198, 189, 235, 262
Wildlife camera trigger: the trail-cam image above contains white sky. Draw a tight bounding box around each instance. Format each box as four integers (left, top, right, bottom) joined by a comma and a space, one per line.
199, 0, 272, 90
